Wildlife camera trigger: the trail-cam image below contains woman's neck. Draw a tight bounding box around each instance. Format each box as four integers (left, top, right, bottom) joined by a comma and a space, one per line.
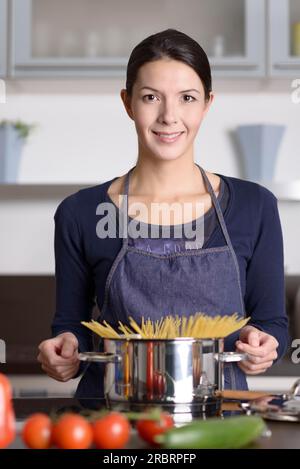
130, 158, 206, 199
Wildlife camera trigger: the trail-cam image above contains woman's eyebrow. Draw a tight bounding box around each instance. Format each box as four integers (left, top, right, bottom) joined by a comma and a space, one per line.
139, 86, 201, 94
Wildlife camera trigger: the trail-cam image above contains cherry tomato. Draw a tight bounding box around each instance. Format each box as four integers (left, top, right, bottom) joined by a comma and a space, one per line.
93, 412, 130, 449
136, 412, 174, 446
52, 413, 93, 449
22, 413, 52, 449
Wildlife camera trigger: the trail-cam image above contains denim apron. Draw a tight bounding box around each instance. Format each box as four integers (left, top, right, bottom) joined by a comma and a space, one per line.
75, 164, 248, 398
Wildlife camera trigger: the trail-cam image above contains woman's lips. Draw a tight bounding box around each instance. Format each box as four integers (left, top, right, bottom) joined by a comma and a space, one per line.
152, 131, 184, 143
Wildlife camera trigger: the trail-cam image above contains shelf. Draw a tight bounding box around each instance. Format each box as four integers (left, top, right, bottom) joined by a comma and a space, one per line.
1, 181, 300, 201
0, 183, 95, 199
273, 59, 300, 70
262, 181, 300, 201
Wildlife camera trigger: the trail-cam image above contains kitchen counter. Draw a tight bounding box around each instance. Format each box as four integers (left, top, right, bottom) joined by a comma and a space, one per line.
6, 397, 300, 449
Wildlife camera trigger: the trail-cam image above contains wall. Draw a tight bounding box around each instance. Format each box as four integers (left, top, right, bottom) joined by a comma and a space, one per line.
0, 79, 300, 273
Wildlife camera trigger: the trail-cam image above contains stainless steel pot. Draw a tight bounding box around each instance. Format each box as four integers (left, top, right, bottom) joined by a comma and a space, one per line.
79, 337, 245, 415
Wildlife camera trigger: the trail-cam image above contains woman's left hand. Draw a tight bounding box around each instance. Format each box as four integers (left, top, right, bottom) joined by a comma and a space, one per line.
235, 325, 279, 375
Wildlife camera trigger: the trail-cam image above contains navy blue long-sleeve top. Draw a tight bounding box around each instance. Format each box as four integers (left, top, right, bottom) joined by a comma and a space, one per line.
51, 172, 289, 370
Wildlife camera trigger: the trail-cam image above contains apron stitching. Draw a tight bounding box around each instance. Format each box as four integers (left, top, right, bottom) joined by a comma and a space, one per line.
227, 245, 245, 315
126, 245, 230, 259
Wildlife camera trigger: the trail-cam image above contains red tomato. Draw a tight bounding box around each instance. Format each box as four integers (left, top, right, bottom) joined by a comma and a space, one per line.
22, 413, 52, 449
0, 373, 16, 448
52, 413, 93, 449
136, 412, 174, 446
93, 412, 130, 449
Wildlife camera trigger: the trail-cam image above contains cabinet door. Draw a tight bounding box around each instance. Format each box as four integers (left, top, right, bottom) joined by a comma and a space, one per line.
210, 0, 265, 77
269, 0, 300, 76
0, 0, 7, 77
11, 0, 265, 78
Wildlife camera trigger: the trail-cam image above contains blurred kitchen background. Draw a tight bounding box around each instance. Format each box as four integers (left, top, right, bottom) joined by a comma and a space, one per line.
0, 0, 300, 397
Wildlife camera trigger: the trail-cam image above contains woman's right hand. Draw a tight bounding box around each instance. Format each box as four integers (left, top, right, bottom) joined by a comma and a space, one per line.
37, 332, 80, 382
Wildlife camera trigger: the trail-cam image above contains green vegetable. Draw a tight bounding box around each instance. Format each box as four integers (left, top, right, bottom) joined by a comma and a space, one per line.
155, 415, 266, 449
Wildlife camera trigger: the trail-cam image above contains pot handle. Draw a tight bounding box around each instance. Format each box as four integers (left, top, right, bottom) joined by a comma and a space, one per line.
216, 352, 247, 363
78, 352, 122, 363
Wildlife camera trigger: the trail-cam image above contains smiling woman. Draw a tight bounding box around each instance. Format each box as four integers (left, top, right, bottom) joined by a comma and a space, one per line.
119, 35, 213, 168
37, 29, 289, 402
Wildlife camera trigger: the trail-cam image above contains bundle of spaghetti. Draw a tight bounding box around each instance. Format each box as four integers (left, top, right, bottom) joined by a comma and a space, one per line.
81, 319, 122, 338
117, 321, 135, 338
81, 312, 249, 339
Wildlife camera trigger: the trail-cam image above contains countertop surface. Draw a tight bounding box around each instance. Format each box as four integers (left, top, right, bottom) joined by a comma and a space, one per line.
7, 397, 300, 449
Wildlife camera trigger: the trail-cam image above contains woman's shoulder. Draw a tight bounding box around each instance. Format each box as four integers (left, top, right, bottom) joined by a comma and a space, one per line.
218, 173, 278, 207
54, 177, 118, 218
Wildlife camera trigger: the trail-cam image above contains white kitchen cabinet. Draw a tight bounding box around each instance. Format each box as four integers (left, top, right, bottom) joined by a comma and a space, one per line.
0, 0, 7, 77
10, 0, 265, 78
269, 0, 300, 76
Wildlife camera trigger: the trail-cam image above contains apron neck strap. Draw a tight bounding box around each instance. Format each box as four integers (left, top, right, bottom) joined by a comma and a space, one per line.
196, 164, 232, 248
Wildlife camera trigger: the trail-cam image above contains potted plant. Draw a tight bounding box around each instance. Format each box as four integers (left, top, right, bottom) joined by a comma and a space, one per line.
0, 119, 36, 183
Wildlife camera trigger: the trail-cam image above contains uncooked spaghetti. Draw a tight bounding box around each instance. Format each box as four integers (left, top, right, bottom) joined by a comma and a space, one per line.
81, 313, 249, 339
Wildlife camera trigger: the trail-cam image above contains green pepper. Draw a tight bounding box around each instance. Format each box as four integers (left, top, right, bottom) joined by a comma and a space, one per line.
155, 415, 266, 449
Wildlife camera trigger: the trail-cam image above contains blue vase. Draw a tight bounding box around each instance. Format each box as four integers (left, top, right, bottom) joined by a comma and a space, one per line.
235, 124, 285, 182
0, 125, 24, 182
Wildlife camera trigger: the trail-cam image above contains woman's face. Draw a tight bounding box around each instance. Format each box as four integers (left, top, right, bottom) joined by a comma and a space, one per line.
121, 58, 213, 163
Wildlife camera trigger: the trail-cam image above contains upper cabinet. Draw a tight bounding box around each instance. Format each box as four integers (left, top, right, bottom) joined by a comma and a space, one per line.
4, 1, 300, 79
269, 0, 300, 76
10, 0, 265, 78
0, 0, 7, 77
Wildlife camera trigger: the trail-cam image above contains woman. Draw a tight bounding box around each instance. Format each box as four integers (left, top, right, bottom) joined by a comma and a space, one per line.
38, 29, 288, 398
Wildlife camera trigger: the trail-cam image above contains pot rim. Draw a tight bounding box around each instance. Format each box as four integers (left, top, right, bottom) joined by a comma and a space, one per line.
102, 336, 225, 343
